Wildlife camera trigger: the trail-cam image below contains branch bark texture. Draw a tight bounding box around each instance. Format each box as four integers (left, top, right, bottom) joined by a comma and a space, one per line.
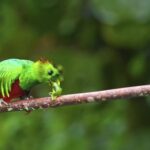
1, 85, 150, 112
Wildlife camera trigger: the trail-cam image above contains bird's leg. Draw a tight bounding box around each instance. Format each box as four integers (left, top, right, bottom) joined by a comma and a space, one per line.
0, 99, 8, 106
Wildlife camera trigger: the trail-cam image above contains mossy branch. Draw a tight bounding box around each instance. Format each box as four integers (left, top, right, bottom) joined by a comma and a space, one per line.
0, 85, 150, 112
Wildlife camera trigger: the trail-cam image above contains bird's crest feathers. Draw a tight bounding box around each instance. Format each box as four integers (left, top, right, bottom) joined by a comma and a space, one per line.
37, 58, 51, 64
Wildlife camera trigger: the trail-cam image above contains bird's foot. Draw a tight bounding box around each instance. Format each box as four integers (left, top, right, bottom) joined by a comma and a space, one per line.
20, 96, 33, 100
0, 99, 8, 107
25, 96, 33, 100
20, 96, 33, 114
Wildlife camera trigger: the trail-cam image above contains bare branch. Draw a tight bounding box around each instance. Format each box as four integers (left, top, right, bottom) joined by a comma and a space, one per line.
0, 85, 150, 112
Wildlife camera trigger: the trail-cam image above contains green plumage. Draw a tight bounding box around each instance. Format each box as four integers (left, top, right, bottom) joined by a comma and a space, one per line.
0, 59, 33, 97
0, 58, 62, 100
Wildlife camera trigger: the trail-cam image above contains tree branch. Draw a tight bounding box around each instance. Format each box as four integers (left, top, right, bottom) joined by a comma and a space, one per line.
0, 85, 150, 112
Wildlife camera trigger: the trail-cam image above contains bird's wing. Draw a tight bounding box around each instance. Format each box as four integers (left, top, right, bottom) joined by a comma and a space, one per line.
0, 59, 24, 97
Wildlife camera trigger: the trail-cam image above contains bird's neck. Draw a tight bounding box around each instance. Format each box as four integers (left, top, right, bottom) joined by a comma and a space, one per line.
19, 67, 40, 90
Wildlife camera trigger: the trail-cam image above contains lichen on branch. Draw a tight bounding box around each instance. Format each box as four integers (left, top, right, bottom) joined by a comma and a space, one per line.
0, 84, 150, 112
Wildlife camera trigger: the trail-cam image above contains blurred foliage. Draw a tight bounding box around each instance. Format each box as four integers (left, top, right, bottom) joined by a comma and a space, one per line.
0, 0, 150, 150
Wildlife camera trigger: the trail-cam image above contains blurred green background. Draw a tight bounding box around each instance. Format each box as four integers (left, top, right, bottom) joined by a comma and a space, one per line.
1, 0, 150, 150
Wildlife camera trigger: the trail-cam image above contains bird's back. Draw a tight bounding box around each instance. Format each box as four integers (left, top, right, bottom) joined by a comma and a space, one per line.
0, 59, 33, 68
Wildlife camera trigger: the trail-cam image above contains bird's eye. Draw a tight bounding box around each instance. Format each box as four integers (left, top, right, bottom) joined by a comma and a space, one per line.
48, 70, 53, 75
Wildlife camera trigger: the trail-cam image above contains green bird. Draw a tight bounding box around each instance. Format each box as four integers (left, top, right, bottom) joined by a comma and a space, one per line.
0, 58, 62, 105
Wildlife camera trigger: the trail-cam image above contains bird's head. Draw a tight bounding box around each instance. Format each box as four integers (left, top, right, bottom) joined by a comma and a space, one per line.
34, 59, 62, 83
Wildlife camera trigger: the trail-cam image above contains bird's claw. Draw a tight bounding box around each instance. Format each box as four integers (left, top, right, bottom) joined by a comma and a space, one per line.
25, 96, 33, 100
20, 95, 33, 100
